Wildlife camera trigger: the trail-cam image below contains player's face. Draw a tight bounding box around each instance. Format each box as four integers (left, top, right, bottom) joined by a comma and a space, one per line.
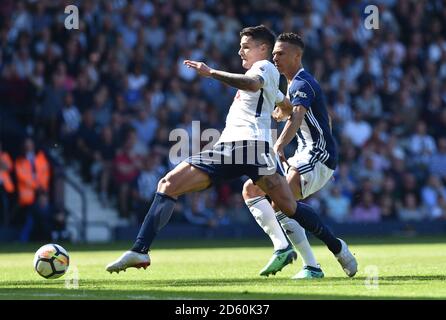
272, 41, 300, 76
238, 35, 265, 69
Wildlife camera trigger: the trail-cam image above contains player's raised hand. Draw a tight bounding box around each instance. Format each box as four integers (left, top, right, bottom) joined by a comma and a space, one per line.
184, 60, 212, 77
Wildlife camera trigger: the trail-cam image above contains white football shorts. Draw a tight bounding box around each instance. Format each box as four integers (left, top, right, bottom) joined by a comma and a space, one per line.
286, 151, 334, 199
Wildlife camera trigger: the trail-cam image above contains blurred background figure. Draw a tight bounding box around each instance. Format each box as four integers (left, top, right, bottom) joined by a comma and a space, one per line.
0, 141, 15, 226
13, 138, 51, 241
350, 191, 381, 223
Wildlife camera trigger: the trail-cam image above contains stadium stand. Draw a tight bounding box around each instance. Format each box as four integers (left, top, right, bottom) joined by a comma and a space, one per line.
0, 0, 445, 242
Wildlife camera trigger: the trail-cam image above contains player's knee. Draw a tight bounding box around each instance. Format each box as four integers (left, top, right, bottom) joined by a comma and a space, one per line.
242, 180, 262, 200
157, 176, 174, 195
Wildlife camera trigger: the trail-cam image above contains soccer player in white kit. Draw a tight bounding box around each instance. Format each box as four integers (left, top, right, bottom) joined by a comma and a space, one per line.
106, 26, 355, 277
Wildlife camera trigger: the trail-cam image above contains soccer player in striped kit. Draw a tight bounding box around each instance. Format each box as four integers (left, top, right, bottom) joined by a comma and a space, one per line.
243, 33, 358, 278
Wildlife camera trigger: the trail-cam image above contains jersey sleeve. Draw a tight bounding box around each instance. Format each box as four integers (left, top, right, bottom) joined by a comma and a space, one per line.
275, 89, 285, 104
289, 80, 315, 109
246, 60, 271, 88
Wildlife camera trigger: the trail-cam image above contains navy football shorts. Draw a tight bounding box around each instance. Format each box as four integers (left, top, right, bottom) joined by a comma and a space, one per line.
184, 140, 284, 184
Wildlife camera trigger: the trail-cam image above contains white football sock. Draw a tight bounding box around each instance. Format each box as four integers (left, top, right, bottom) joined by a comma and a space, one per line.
276, 211, 319, 268
245, 197, 289, 251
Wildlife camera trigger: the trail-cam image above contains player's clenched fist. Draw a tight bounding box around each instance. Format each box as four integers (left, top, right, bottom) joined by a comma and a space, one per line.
272, 107, 290, 122
184, 60, 212, 77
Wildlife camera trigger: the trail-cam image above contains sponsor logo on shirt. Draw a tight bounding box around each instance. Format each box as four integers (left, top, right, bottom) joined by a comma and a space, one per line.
293, 90, 308, 99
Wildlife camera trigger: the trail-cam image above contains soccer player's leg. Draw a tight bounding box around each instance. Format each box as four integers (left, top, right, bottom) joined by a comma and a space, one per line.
106, 162, 212, 273
244, 162, 323, 278
277, 167, 357, 277
252, 173, 299, 276
257, 172, 357, 277
242, 179, 296, 276
277, 167, 324, 279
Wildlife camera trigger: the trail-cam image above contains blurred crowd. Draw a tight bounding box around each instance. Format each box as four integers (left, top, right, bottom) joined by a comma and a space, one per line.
1, 0, 446, 239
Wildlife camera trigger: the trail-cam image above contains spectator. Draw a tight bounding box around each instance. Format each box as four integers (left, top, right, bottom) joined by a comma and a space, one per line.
350, 191, 381, 223
429, 137, 446, 179
333, 163, 356, 200
184, 191, 217, 227
127, 64, 148, 92
397, 193, 426, 222
13, 47, 33, 79
434, 195, 446, 220
91, 85, 112, 129
131, 107, 159, 146
356, 155, 384, 192
332, 92, 353, 128
20, 191, 53, 242
354, 84, 382, 121
13, 138, 51, 230
227, 193, 252, 225
421, 175, 446, 219
1, 0, 446, 234
132, 152, 165, 223
76, 109, 101, 183
39, 72, 66, 140
113, 129, 141, 218
342, 111, 372, 148
408, 121, 437, 165
59, 92, 81, 162
381, 176, 400, 200
0, 141, 15, 225
324, 186, 350, 223
379, 195, 397, 221
212, 205, 231, 227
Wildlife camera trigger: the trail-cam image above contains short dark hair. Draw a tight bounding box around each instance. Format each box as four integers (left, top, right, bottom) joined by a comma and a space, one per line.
240, 25, 276, 51
277, 32, 305, 51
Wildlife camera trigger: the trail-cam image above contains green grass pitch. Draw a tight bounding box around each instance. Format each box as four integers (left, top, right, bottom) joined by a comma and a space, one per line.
1, 237, 445, 300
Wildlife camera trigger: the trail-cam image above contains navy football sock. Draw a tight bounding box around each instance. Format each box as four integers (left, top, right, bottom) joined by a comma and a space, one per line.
131, 192, 176, 254
292, 201, 341, 254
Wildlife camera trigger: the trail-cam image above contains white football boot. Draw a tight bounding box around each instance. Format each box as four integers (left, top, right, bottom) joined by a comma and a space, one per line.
106, 251, 150, 273
335, 238, 358, 277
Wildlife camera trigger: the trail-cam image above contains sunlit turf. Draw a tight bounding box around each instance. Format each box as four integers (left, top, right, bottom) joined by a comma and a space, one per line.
1, 237, 445, 299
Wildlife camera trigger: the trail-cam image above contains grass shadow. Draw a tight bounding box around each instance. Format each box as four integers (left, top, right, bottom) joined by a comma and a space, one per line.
1, 236, 446, 253
2, 274, 446, 300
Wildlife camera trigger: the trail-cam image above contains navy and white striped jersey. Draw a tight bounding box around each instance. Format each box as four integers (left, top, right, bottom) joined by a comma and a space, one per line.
288, 68, 338, 171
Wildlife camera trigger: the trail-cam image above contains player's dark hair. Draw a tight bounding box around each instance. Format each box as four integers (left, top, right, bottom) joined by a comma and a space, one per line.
240, 25, 276, 51
277, 32, 305, 51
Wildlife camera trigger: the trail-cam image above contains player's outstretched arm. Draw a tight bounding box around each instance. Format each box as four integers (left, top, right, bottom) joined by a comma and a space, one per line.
184, 60, 263, 92
274, 105, 307, 162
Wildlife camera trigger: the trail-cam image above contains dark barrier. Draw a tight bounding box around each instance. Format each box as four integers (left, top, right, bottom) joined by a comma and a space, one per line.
2, 219, 445, 242
114, 219, 446, 241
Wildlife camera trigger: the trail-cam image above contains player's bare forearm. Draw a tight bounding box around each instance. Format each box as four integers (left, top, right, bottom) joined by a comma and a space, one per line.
276, 105, 306, 148
184, 59, 262, 91
209, 70, 263, 91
